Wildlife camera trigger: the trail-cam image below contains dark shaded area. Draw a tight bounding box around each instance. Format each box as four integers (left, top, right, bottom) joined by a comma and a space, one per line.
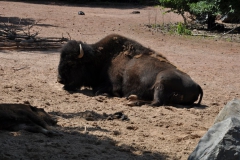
0, 102, 170, 158
190, 13, 240, 32
50, 110, 107, 121
50, 110, 129, 122
6, 0, 159, 6
222, 13, 240, 24
0, 130, 170, 160
170, 104, 208, 109
190, 22, 240, 34
64, 88, 95, 97
0, 108, 171, 160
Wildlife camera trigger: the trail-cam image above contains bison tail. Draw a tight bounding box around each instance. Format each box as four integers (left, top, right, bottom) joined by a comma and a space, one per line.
197, 85, 203, 105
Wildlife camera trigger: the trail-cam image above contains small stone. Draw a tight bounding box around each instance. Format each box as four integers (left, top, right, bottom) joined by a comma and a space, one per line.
78, 11, 85, 15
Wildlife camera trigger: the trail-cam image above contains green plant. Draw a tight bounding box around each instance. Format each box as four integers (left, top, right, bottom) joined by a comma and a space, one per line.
159, 0, 240, 30
151, 24, 157, 29
169, 25, 177, 34
176, 22, 192, 35
189, 1, 219, 16
158, 0, 194, 25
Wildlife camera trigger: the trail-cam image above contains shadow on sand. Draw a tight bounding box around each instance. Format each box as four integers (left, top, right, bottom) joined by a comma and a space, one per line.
0, 108, 172, 160
4, 1, 155, 9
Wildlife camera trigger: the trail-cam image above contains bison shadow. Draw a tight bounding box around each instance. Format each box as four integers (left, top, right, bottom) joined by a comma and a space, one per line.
65, 88, 95, 97
65, 88, 117, 101
0, 127, 171, 160
0, 109, 172, 160
49, 110, 111, 134
171, 104, 208, 109
50, 110, 107, 121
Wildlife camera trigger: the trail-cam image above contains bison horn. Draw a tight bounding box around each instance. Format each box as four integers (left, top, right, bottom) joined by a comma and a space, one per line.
78, 44, 84, 58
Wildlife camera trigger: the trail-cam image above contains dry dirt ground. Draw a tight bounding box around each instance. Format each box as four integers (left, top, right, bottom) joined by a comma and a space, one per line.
0, 1, 240, 160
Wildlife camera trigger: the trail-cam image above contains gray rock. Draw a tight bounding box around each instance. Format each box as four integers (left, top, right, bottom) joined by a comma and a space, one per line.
188, 99, 240, 160
214, 98, 240, 124
78, 11, 85, 15
188, 117, 240, 160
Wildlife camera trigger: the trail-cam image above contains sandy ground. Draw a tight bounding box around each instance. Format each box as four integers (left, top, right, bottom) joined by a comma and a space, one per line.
0, 1, 240, 160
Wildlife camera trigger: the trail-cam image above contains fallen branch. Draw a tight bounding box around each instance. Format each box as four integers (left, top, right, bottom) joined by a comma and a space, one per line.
66, 32, 71, 40
219, 26, 239, 39
0, 34, 68, 50
192, 34, 216, 37
0, 18, 68, 50
13, 66, 29, 72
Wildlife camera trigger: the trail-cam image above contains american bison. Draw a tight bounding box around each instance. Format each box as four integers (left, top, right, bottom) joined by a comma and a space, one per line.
0, 103, 60, 136
58, 34, 203, 106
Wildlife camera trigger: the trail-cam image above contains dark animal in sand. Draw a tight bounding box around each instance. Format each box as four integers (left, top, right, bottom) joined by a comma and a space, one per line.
0, 103, 60, 136
57, 34, 203, 106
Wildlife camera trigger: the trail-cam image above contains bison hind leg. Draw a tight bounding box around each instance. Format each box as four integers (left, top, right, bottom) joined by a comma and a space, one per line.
126, 95, 151, 106
151, 83, 166, 106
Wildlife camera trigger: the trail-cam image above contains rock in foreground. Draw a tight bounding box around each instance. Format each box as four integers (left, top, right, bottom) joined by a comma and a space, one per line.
188, 98, 240, 160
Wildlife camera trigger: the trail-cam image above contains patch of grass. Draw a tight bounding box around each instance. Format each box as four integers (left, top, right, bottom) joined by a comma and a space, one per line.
145, 20, 240, 42
145, 22, 192, 36
176, 22, 192, 35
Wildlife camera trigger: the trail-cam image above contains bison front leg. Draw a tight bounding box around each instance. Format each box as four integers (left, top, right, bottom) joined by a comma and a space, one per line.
94, 86, 111, 96
95, 83, 123, 97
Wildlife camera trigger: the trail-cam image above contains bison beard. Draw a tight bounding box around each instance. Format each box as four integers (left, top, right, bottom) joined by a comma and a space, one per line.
58, 34, 203, 106
0, 103, 60, 136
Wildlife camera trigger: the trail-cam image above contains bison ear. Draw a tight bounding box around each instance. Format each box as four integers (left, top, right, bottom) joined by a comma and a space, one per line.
78, 44, 84, 58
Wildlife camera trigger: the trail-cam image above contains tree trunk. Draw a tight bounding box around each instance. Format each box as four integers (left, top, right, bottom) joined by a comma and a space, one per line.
181, 12, 187, 25
207, 14, 216, 30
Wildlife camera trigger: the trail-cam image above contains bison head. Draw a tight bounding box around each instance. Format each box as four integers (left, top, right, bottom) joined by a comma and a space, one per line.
57, 40, 87, 91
